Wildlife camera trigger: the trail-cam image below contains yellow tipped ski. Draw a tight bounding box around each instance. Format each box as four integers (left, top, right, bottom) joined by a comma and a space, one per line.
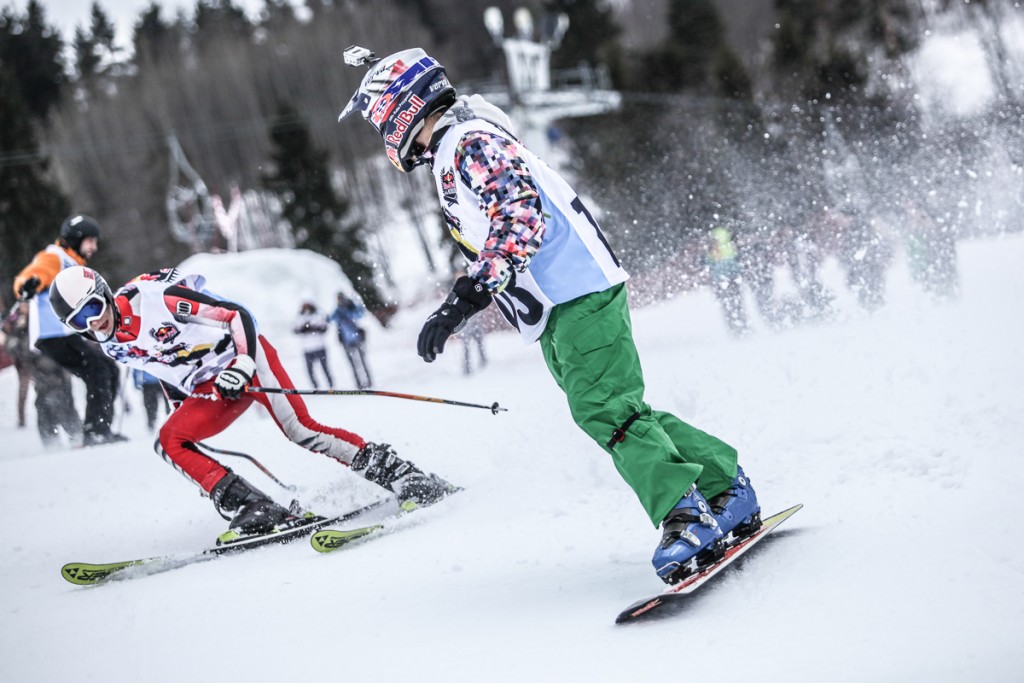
61, 499, 392, 586
62, 560, 150, 585
310, 525, 383, 553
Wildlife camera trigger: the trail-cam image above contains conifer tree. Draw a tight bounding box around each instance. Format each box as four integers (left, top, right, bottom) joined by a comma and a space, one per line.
132, 3, 179, 70
543, 0, 621, 72
0, 5, 70, 291
638, 0, 748, 95
0, 0, 65, 120
262, 103, 385, 312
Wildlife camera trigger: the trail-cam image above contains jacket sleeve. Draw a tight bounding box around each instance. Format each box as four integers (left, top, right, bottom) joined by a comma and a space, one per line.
13, 251, 62, 297
455, 131, 546, 294
162, 285, 258, 359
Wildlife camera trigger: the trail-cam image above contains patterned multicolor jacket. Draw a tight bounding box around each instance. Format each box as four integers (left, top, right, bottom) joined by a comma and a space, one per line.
428, 95, 628, 343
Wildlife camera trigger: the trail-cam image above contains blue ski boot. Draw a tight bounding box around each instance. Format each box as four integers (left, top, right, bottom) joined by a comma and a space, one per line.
652, 484, 724, 584
709, 465, 762, 542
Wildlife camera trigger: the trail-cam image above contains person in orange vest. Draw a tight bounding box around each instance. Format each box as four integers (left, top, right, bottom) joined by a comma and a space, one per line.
12, 214, 124, 446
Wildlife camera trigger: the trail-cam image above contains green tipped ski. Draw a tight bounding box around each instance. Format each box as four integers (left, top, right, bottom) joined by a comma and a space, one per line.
63, 559, 154, 585
309, 488, 463, 555
310, 525, 383, 553
61, 499, 391, 586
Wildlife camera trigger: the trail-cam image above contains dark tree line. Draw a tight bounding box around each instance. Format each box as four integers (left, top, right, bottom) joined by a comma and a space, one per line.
1, 0, 1020, 310
0, 1, 69, 290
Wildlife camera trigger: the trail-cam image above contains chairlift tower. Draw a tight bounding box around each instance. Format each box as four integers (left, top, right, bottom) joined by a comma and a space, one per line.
166, 133, 217, 253
481, 6, 620, 160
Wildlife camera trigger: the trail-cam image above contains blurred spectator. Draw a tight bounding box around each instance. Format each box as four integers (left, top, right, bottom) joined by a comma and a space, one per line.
786, 215, 836, 322
1, 302, 33, 427
736, 227, 782, 326
328, 293, 372, 389
33, 352, 84, 449
293, 300, 334, 389
546, 123, 564, 148
12, 214, 123, 445
834, 206, 893, 312
460, 317, 488, 375
904, 198, 959, 300
3, 300, 82, 445
132, 369, 169, 432
706, 226, 749, 335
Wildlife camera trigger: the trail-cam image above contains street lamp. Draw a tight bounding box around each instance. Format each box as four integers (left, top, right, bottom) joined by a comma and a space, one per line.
483, 6, 503, 46
513, 7, 534, 40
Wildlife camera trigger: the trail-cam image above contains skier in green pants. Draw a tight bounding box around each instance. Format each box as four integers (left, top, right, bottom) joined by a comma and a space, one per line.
339, 46, 761, 583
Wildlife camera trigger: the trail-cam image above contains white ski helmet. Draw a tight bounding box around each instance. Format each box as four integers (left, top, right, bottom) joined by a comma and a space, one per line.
339, 46, 456, 172
49, 266, 117, 342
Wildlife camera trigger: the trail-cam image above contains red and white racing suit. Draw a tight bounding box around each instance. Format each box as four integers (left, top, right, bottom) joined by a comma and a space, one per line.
101, 269, 365, 494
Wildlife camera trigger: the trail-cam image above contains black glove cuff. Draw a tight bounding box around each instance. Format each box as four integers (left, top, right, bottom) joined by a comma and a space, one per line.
450, 276, 492, 316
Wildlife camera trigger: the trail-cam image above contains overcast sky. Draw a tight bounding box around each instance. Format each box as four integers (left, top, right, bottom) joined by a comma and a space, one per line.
30, 0, 264, 48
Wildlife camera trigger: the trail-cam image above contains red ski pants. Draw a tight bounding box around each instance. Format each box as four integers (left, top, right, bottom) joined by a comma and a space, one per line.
157, 335, 366, 494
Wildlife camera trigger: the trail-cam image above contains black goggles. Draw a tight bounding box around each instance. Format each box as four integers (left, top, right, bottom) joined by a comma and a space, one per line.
408, 141, 432, 165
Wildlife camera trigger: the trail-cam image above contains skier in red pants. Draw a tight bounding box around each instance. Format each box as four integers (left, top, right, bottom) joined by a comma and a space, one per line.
48, 265, 456, 540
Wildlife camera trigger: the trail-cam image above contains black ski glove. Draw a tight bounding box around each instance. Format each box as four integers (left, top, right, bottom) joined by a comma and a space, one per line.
18, 276, 41, 301
417, 276, 492, 362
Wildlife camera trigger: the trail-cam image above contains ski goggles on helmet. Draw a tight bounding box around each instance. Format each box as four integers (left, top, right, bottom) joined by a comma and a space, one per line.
66, 294, 108, 332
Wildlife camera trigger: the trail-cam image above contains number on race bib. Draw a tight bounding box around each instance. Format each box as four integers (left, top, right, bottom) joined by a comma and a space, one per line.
571, 196, 621, 268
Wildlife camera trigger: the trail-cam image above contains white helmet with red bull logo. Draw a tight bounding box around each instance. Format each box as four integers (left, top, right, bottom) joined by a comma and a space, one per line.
338, 46, 457, 172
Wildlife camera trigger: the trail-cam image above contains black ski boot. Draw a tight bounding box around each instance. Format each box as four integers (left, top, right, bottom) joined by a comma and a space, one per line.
350, 442, 458, 510
211, 473, 292, 542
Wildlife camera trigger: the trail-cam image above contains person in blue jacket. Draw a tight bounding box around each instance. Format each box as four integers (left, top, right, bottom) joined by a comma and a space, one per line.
327, 293, 372, 389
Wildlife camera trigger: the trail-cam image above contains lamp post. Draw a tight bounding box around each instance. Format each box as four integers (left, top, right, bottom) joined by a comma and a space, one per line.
485, 6, 567, 103
482, 6, 619, 161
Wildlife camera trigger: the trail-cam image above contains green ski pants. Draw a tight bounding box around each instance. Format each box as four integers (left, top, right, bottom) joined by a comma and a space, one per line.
539, 284, 737, 527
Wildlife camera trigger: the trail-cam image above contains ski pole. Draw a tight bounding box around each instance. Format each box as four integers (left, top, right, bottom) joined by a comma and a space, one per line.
245, 386, 508, 415
196, 441, 297, 491
5, 294, 29, 322
113, 366, 132, 434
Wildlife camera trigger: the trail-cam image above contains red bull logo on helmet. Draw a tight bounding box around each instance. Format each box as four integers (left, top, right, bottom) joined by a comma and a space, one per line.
384, 94, 427, 148
386, 147, 402, 168
383, 94, 428, 170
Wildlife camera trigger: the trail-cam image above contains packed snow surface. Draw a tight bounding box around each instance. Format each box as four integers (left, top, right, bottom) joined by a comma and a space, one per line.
2, 235, 1022, 682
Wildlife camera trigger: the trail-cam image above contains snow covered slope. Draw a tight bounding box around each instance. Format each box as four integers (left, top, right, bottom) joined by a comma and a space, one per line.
1, 235, 1022, 683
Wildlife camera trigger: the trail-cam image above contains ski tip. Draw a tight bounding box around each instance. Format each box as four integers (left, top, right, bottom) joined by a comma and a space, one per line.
310, 525, 383, 553
615, 596, 665, 624
61, 561, 132, 586
765, 503, 803, 525
62, 563, 89, 586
